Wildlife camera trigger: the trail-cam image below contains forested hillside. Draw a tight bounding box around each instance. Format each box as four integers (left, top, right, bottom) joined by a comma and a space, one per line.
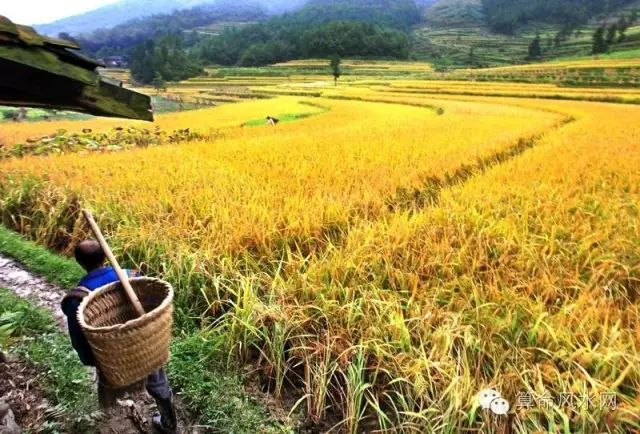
75, 0, 267, 57
412, 0, 640, 68
190, 21, 409, 67
72, 0, 417, 79
298, 0, 421, 29
481, 0, 638, 33
186, 0, 417, 67
35, 0, 216, 35
38, 0, 640, 83
35, 0, 304, 35
129, 36, 204, 83
425, 0, 484, 26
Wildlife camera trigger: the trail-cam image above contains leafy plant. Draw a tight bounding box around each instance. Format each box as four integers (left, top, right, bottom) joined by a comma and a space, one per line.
0, 289, 55, 337
1, 126, 213, 160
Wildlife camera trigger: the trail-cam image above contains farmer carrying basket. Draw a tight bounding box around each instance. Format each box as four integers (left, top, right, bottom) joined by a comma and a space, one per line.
61, 211, 178, 433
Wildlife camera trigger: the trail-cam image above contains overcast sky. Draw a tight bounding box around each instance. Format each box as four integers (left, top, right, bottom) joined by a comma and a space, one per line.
3, 0, 121, 25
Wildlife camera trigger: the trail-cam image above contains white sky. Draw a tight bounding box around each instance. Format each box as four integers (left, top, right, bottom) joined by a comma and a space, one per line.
2, 0, 121, 25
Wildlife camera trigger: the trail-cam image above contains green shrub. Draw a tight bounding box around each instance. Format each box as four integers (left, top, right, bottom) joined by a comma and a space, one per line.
1, 110, 17, 120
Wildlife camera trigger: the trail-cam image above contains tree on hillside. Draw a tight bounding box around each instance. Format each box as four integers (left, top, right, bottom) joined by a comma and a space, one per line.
330, 54, 341, 86
152, 72, 167, 93
618, 15, 629, 33
605, 23, 619, 46
527, 33, 542, 60
57, 32, 79, 44
592, 26, 608, 54
554, 31, 563, 48
130, 40, 157, 84
630, 9, 638, 25
617, 16, 629, 42
130, 37, 203, 85
468, 48, 478, 67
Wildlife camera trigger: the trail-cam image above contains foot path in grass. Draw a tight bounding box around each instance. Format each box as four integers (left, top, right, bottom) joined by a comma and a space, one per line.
0, 254, 67, 328
0, 253, 200, 434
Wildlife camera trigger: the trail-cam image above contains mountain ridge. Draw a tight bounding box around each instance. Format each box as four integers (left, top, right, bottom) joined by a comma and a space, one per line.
35, 0, 640, 38
35, 0, 303, 35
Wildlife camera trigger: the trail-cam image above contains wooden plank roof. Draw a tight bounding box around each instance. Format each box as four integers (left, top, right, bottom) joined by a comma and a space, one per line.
0, 15, 152, 121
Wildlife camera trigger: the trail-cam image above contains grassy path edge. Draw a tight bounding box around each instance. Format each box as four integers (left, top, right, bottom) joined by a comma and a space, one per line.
0, 224, 291, 434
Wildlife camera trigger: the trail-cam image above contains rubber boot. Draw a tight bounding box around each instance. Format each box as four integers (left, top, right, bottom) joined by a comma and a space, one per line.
152, 393, 178, 434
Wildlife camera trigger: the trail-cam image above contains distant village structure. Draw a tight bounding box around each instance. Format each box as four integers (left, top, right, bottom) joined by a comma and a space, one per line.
97, 55, 129, 68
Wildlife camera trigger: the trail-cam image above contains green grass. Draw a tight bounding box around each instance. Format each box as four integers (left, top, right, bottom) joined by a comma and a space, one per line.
0, 225, 84, 288
243, 112, 318, 127
0, 97, 199, 126
0, 288, 53, 340
552, 47, 640, 62
151, 96, 199, 113
0, 287, 99, 433
0, 225, 291, 434
243, 101, 330, 127
169, 334, 291, 433
0, 106, 91, 123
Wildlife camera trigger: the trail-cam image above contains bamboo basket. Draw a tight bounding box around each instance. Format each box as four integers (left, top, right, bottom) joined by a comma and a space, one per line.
78, 277, 174, 388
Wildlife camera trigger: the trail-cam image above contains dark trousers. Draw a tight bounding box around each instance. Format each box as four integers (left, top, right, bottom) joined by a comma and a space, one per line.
147, 368, 172, 400
97, 367, 172, 408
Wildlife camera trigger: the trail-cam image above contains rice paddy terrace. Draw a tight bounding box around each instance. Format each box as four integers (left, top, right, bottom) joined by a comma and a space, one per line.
2, 59, 640, 433
98, 58, 640, 104
413, 0, 640, 68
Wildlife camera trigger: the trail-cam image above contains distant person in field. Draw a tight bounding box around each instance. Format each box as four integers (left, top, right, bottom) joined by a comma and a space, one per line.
11, 108, 27, 122
266, 116, 279, 126
61, 240, 178, 434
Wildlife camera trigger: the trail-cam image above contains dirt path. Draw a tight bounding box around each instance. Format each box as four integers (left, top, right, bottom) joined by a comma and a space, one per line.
0, 253, 201, 434
0, 255, 67, 328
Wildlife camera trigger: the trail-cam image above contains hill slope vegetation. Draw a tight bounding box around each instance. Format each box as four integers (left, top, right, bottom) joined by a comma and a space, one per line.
35, 0, 304, 35
40, 0, 640, 73
75, 0, 267, 57
481, 0, 638, 33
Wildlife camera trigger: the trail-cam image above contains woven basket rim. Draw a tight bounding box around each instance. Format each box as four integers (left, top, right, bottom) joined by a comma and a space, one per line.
78, 277, 174, 334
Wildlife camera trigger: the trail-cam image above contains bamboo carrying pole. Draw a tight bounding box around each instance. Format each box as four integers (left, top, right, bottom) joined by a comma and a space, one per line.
82, 209, 146, 317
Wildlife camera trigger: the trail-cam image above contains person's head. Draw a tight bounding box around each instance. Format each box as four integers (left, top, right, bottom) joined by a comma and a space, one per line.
74, 240, 106, 272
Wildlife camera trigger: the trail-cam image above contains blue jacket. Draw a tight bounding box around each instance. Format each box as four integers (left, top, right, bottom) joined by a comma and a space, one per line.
61, 267, 137, 366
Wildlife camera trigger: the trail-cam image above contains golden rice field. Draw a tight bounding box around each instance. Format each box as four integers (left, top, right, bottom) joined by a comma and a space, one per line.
273, 59, 435, 72
255, 79, 640, 104
1, 70, 639, 433
462, 57, 640, 73
0, 98, 323, 146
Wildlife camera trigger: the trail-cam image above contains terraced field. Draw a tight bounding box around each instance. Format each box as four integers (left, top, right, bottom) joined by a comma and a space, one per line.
1, 66, 639, 433
451, 57, 640, 86
413, 2, 640, 69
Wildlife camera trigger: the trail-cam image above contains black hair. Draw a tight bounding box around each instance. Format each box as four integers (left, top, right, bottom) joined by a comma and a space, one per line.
74, 240, 106, 272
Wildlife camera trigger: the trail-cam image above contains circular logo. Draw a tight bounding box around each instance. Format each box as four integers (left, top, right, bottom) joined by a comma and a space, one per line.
478, 388, 501, 410
478, 388, 510, 415
490, 397, 510, 415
